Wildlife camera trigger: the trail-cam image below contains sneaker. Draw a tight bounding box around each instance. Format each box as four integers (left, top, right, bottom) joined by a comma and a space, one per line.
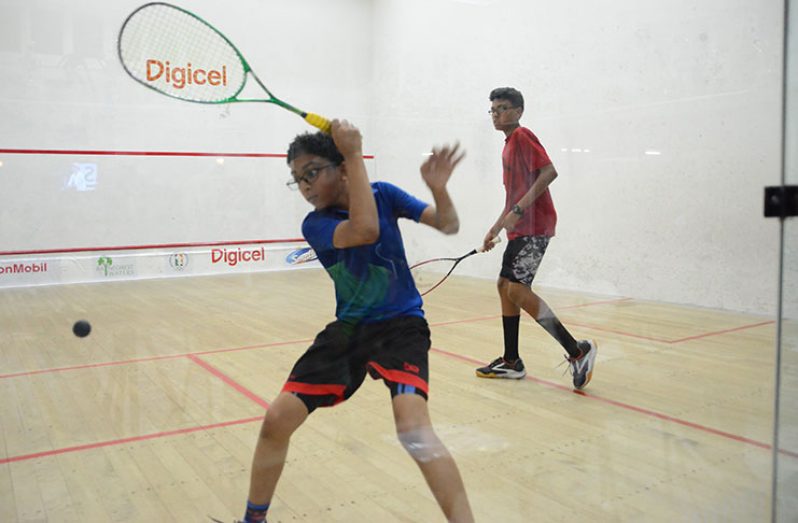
475, 357, 527, 379
569, 340, 597, 390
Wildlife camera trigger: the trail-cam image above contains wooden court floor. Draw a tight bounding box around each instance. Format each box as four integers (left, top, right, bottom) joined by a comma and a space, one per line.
0, 269, 791, 522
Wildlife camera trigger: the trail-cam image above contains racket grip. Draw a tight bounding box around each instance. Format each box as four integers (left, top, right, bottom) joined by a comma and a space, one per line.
304, 112, 332, 134
477, 236, 502, 253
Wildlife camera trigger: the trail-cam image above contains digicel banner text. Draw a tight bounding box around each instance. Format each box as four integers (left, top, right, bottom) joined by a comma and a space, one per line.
211, 247, 265, 267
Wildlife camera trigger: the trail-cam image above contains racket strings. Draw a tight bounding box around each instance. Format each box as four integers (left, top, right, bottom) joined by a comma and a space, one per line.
410, 259, 458, 296
119, 4, 245, 102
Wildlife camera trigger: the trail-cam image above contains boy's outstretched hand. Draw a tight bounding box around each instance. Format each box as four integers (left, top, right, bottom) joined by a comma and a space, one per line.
421, 142, 465, 192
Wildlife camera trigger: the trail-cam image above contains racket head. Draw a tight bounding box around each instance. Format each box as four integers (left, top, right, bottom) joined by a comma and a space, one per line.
410, 257, 461, 296
118, 2, 250, 103
285, 247, 318, 265
410, 237, 500, 296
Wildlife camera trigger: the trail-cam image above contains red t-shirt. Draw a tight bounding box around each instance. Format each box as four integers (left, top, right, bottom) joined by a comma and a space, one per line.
502, 127, 557, 238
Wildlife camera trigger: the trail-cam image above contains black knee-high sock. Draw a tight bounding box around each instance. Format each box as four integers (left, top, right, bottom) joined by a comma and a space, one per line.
502, 315, 521, 361
534, 303, 581, 358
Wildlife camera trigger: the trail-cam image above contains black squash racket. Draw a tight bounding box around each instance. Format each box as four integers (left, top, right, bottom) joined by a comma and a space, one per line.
410, 237, 501, 296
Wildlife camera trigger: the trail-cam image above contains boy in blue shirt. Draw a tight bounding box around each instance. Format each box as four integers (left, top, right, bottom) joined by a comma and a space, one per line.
239, 120, 474, 523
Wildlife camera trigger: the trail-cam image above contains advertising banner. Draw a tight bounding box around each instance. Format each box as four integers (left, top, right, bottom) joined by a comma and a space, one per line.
0, 242, 317, 289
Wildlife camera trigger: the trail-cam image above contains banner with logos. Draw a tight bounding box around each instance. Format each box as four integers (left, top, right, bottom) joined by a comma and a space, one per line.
0, 243, 319, 289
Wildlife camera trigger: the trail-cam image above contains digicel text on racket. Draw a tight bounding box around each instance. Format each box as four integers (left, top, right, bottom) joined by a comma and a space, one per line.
146, 60, 227, 89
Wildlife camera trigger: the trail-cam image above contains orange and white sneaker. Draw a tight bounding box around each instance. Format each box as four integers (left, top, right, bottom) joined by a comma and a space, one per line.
569, 340, 597, 390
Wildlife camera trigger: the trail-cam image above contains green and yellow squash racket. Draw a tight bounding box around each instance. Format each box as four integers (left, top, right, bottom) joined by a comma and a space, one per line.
118, 2, 331, 133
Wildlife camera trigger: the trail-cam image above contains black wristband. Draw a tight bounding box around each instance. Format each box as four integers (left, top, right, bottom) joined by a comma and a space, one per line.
511, 204, 524, 216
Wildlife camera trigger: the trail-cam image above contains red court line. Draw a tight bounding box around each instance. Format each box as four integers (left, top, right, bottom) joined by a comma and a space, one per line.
0, 338, 312, 380
434, 313, 771, 346
563, 321, 676, 344
432, 346, 797, 459
0, 416, 263, 465
0, 353, 186, 380
194, 338, 314, 357
560, 297, 635, 309
428, 297, 774, 346
533, 295, 772, 344
2, 320, 793, 465
431, 314, 502, 328
0, 148, 287, 158
669, 320, 775, 343
0, 148, 376, 160
0, 238, 305, 257
187, 354, 270, 410
429, 297, 634, 328
565, 319, 774, 345
4, 345, 792, 465
0, 298, 771, 381
0, 355, 271, 465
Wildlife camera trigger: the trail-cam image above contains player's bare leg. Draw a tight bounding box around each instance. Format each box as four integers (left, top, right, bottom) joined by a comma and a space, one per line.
505, 279, 598, 389
392, 393, 474, 523
248, 393, 309, 507
475, 277, 527, 378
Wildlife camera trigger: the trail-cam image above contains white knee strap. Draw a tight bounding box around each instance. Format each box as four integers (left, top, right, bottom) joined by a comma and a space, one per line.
397, 427, 448, 463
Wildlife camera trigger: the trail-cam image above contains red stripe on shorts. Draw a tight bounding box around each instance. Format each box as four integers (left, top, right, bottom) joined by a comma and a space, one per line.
367, 362, 429, 394
282, 382, 346, 398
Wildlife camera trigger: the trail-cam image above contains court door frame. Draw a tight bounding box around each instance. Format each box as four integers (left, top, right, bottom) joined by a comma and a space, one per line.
772, 1, 798, 520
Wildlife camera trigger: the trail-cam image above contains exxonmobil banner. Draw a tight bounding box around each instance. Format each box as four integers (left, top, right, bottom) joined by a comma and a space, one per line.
0, 260, 56, 286
0, 243, 317, 289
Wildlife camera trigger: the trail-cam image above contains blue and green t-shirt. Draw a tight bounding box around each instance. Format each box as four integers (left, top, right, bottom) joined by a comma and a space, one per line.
301, 181, 428, 324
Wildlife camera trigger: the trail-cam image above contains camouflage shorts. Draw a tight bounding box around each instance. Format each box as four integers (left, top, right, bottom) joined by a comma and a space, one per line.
499, 236, 550, 286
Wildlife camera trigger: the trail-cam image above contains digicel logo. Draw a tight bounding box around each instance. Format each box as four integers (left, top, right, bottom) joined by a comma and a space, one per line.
146, 59, 227, 90
211, 247, 265, 267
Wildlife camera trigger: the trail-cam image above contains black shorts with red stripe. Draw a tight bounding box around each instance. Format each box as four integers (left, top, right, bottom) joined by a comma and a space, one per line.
282, 315, 431, 413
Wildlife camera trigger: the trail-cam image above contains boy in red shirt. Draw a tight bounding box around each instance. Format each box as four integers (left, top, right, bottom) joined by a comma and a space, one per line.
476, 87, 597, 389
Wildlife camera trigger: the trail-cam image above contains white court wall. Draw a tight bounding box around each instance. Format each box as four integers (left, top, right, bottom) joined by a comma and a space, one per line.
369, 0, 785, 316
0, 0, 374, 248
0, 0, 790, 315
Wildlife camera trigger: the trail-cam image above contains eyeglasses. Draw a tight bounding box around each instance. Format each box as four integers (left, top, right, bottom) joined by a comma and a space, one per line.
286, 163, 336, 191
488, 105, 517, 115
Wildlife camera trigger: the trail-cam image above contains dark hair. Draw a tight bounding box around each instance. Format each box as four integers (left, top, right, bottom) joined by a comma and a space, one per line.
286, 132, 344, 165
489, 87, 524, 109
